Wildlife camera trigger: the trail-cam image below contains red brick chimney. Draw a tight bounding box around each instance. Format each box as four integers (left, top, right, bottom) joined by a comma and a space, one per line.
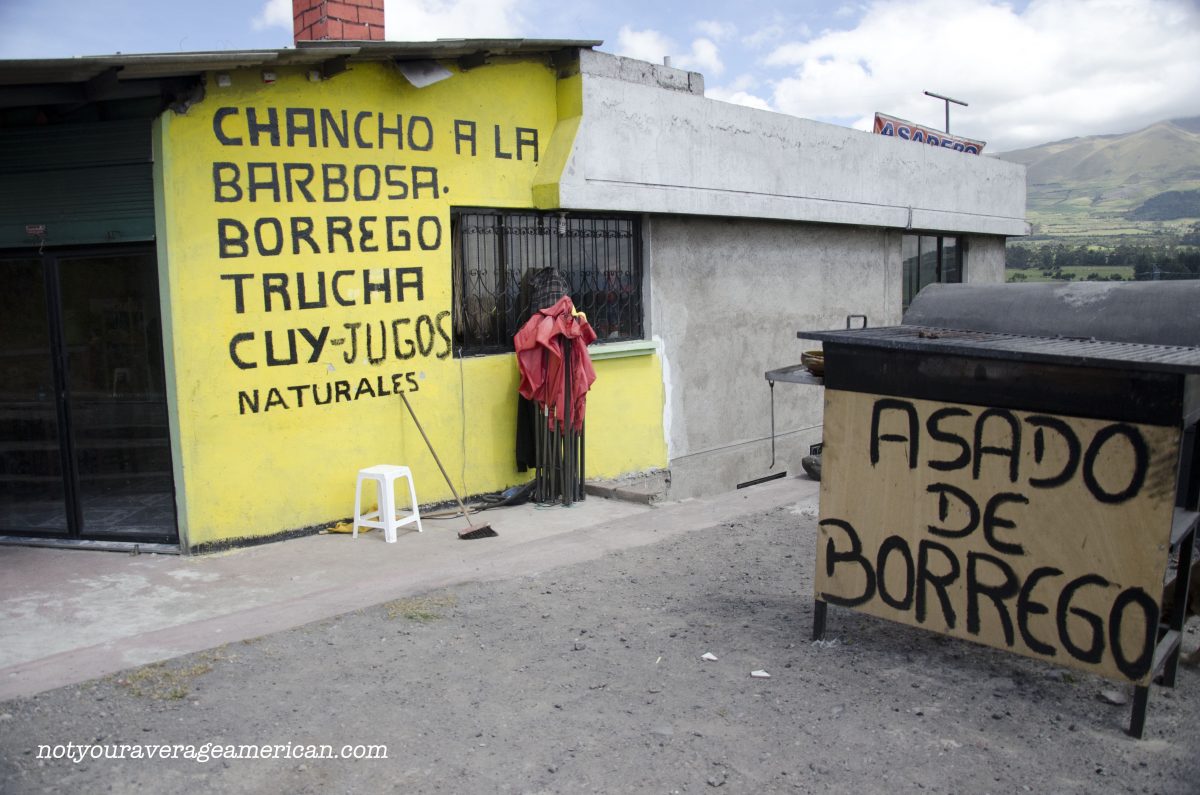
294, 0, 385, 42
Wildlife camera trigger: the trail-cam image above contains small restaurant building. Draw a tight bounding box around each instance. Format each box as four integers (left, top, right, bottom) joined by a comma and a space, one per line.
0, 2, 1026, 553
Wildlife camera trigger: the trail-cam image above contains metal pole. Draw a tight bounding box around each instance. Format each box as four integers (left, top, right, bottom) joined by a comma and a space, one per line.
768, 380, 776, 469
563, 338, 573, 506
549, 408, 556, 501
534, 401, 543, 502
547, 410, 553, 502
923, 90, 967, 134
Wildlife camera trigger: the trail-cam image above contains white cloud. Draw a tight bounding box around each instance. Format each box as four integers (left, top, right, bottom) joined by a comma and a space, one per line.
742, 23, 793, 50
385, 0, 527, 41
252, 0, 291, 31
707, 86, 773, 112
726, 73, 761, 93
677, 37, 724, 76
765, 0, 1200, 151
615, 25, 676, 63
695, 20, 736, 41
615, 27, 725, 76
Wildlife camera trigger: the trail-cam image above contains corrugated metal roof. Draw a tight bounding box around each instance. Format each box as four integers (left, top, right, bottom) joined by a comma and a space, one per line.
0, 39, 602, 87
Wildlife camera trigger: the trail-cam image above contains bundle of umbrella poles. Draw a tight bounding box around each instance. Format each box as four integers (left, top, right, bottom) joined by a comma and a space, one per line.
515, 293, 598, 506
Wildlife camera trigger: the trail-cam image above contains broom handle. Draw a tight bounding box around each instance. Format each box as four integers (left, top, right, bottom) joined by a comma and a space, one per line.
399, 391, 476, 529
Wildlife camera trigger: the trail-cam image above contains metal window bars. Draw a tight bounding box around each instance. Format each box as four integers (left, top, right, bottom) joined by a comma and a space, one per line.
451, 210, 642, 355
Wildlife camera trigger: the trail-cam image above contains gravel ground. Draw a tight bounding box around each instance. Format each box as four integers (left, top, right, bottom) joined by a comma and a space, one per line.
1, 502, 1198, 794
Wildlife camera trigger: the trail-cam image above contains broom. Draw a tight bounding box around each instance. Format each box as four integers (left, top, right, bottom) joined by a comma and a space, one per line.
399, 391, 497, 540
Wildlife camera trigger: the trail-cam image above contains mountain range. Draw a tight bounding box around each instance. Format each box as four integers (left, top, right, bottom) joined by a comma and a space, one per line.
996, 116, 1200, 242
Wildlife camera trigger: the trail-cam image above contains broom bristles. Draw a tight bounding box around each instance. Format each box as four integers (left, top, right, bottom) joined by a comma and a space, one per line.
458, 524, 498, 540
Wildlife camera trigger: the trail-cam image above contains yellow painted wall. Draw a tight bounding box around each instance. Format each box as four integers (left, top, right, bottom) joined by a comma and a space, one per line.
155, 58, 666, 548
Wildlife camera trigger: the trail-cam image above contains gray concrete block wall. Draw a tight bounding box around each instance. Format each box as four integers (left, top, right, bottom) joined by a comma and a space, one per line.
647, 217, 1010, 498
562, 52, 1028, 237
964, 234, 1007, 284
578, 48, 703, 95
648, 216, 902, 498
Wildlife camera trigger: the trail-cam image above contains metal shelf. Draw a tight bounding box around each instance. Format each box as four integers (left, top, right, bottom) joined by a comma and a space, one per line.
764, 363, 824, 386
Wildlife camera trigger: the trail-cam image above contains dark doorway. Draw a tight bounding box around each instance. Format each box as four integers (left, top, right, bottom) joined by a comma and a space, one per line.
0, 246, 177, 543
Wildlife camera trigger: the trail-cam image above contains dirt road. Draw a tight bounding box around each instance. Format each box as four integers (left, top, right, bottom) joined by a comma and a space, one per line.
2, 502, 1197, 793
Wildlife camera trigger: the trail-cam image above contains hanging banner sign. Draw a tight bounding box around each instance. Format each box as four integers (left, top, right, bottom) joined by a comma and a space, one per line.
873, 112, 985, 155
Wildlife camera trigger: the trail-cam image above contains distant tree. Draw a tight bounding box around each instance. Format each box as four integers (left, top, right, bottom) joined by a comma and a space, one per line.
1057, 246, 1083, 268
1178, 251, 1200, 275
1006, 245, 1032, 269
1047, 243, 1068, 268
1182, 222, 1200, 246
1083, 247, 1109, 267
1035, 247, 1056, 270
1158, 254, 1190, 276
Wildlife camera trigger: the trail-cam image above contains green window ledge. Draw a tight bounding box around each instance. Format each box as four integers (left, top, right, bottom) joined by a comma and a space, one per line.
590, 339, 658, 361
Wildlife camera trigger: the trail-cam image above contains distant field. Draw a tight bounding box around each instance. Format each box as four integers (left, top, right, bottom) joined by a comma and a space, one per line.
1024, 213, 1198, 246
1023, 181, 1200, 245
1006, 265, 1135, 282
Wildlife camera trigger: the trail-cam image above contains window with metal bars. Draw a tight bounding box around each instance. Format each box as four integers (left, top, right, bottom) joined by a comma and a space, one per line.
451, 209, 644, 356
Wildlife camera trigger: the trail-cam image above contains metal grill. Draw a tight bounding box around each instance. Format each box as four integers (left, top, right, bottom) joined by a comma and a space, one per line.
451, 210, 642, 355
799, 281, 1200, 374
800, 324, 1200, 374
901, 281, 1200, 348
785, 282, 1200, 739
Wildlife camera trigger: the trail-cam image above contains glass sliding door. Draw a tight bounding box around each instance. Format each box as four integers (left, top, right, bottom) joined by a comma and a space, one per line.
0, 248, 177, 543
58, 253, 175, 538
0, 258, 70, 534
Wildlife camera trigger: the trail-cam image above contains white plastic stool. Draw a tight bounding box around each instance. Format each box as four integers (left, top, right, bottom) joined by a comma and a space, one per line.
353, 465, 423, 542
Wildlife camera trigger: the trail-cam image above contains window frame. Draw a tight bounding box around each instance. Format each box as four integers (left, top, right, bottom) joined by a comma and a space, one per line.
902, 233, 965, 311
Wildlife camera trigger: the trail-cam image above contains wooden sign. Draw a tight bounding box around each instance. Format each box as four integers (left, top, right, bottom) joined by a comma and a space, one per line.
816, 389, 1181, 684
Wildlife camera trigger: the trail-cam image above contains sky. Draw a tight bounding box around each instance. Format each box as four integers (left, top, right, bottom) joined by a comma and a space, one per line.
1, 0, 1198, 152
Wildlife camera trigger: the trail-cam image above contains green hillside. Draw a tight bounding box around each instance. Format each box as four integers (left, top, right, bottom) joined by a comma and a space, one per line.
1128, 189, 1200, 220
996, 117, 1200, 245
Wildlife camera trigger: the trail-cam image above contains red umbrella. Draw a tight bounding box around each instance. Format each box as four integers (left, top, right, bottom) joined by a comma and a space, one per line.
515, 295, 597, 431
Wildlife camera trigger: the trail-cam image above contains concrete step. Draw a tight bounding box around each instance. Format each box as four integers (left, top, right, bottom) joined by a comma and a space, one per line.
584, 470, 669, 505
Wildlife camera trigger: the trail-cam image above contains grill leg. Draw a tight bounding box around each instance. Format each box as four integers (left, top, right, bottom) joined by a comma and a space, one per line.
812, 599, 828, 641
1128, 685, 1150, 738
1161, 526, 1195, 689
